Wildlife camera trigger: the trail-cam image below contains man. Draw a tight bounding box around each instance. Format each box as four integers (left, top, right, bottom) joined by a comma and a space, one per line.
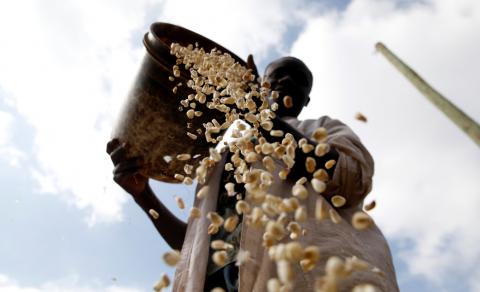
107, 56, 399, 291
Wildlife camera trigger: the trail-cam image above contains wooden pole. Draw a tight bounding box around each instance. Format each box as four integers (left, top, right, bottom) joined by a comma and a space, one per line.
375, 42, 480, 148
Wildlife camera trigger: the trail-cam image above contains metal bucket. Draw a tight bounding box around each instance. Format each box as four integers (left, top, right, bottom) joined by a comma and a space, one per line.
112, 22, 246, 183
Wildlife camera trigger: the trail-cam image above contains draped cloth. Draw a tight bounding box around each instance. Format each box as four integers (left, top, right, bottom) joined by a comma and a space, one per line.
172, 116, 399, 292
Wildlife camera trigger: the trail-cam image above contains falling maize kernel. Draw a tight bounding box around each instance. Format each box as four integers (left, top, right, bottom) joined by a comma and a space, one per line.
355, 112, 368, 123
153, 274, 170, 291
263, 156, 275, 173
267, 278, 281, 292
287, 221, 302, 234
162, 250, 181, 266
325, 159, 336, 169
305, 157, 316, 173
225, 182, 236, 197
261, 121, 274, 131
235, 200, 250, 215
315, 143, 330, 157
279, 169, 289, 180
270, 130, 284, 137
186, 109, 195, 119
189, 207, 201, 219
263, 232, 276, 247
250, 207, 264, 227
364, 200, 376, 211
303, 246, 320, 263
352, 284, 378, 292
311, 178, 326, 193
281, 197, 299, 212
329, 209, 342, 224
186, 132, 197, 140
184, 164, 193, 175
208, 224, 219, 235
174, 173, 185, 181
271, 102, 279, 111
245, 152, 258, 163
345, 256, 370, 272
211, 288, 226, 292
175, 196, 185, 209
295, 206, 307, 222
212, 250, 228, 266
236, 250, 251, 266
301, 143, 314, 154
296, 177, 307, 185
300, 259, 316, 272
283, 95, 293, 108
266, 221, 286, 240
211, 240, 232, 250
176, 154, 191, 161
372, 267, 385, 277
224, 215, 239, 232
225, 163, 234, 171
271, 91, 279, 100
326, 256, 346, 277
197, 185, 209, 199
298, 138, 307, 147
331, 195, 346, 208
149, 209, 159, 220
282, 156, 295, 169
207, 212, 224, 226
277, 260, 294, 284
352, 211, 373, 230
292, 184, 308, 200
313, 169, 329, 182
261, 143, 274, 155
285, 241, 304, 262
311, 127, 328, 142
315, 198, 328, 220
183, 176, 193, 185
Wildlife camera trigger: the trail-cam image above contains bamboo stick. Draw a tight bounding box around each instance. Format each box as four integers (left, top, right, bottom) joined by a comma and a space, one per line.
375, 42, 480, 147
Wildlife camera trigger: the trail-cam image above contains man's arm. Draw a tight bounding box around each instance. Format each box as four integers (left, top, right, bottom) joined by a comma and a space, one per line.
106, 139, 187, 250
133, 185, 187, 250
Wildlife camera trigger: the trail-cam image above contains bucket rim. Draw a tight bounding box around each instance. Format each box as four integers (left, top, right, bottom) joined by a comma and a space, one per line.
143, 22, 247, 66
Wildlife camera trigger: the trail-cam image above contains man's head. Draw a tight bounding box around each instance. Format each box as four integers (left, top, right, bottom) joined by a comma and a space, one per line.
263, 57, 313, 118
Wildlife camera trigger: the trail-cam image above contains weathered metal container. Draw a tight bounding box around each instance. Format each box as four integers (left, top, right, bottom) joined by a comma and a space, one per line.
112, 22, 246, 182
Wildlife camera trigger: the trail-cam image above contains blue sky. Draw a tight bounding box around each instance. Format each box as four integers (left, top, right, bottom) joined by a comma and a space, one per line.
1, 0, 480, 291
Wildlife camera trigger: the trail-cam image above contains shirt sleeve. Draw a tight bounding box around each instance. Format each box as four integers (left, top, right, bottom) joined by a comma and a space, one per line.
286, 116, 374, 207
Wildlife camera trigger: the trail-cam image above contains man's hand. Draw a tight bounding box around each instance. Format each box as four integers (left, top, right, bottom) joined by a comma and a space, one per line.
106, 138, 148, 198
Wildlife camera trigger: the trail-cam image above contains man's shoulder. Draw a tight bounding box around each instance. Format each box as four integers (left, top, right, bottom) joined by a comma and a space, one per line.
283, 115, 339, 129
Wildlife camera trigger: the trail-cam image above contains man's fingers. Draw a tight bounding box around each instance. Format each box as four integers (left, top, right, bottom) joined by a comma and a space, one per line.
109, 144, 128, 164
113, 170, 147, 185
106, 138, 120, 154
113, 158, 145, 175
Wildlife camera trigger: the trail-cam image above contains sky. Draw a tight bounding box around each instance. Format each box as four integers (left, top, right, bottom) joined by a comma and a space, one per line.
0, 0, 479, 291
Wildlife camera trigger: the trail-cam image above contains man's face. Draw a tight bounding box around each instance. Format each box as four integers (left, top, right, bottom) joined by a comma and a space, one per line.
263, 57, 313, 118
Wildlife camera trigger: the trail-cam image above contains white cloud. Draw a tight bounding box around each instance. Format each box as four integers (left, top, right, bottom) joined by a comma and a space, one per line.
0, 0, 156, 225
0, 110, 25, 167
291, 0, 480, 290
158, 0, 323, 60
0, 273, 142, 292
0, 0, 318, 225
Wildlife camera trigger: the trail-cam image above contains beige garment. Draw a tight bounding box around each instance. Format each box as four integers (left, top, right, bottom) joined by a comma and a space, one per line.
173, 116, 399, 292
